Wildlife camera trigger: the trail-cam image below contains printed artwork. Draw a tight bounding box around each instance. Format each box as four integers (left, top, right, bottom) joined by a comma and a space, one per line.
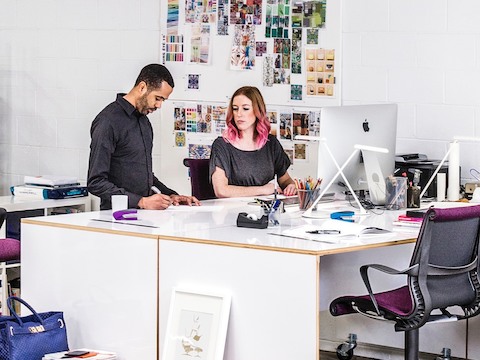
185, 0, 217, 23
292, 112, 309, 136
305, 48, 335, 96
190, 24, 211, 64
189, 144, 212, 159
290, 84, 302, 100
308, 111, 321, 136
174, 107, 186, 130
279, 112, 292, 140
197, 104, 212, 133
291, 28, 302, 74
306, 28, 319, 44
263, 55, 274, 87
265, 0, 290, 38
188, 74, 200, 90
303, 0, 326, 28
217, 0, 229, 35
273, 39, 291, 84
294, 143, 307, 160
212, 105, 227, 134
292, 0, 326, 28
256, 41, 267, 56
175, 132, 186, 147
167, 0, 180, 35
163, 35, 184, 62
174, 311, 213, 358
230, 0, 263, 25
267, 110, 278, 136
185, 106, 198, 132
231, 25, 255, 70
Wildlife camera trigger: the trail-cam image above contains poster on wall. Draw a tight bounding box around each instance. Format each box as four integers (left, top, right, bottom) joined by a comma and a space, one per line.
230, 25, 256, 70
305, 48, 335, 96
230, 0, 263, 25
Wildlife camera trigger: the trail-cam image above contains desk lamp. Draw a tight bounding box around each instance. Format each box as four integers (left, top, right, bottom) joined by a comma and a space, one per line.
296, 136, 388, 217
420, 136, 480, 201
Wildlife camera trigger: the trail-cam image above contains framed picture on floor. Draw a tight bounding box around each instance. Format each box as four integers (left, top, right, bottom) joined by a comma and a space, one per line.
162, 287, 232, 360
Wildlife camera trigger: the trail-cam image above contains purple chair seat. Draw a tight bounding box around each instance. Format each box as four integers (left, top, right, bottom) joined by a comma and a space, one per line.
330, 285, 413, 319
0, 238, 21, 262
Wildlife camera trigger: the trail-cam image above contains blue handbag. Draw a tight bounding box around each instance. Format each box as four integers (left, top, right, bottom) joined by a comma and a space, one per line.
0, 296, 69, 360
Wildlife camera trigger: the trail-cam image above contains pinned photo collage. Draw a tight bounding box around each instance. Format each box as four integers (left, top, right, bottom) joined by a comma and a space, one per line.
305, 48, 335, 96
173, 105, 320, 164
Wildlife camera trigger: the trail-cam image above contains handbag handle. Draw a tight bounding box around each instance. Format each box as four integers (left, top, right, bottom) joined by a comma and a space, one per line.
7, 296, 44, 326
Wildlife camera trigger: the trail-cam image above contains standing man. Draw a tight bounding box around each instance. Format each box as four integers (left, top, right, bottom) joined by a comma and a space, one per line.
88, 64, 200, 210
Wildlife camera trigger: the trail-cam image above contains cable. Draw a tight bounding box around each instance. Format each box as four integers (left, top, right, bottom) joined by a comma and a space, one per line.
337, 181, 387, 214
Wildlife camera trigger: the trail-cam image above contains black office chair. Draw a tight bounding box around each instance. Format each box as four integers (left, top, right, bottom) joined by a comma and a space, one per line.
330, 205, 480, 360
183, 158, 217, 201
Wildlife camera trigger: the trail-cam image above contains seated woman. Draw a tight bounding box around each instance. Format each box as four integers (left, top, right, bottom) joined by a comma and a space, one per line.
210, 86, 296, 198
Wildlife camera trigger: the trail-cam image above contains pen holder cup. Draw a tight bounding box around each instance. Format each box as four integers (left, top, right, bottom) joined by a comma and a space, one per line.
385, 177, 407, 210
298, 188, 321, 210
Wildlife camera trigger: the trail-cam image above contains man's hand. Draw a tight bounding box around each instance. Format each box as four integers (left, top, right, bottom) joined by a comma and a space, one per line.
138, 194, 173, 210
170, 195, 201, 206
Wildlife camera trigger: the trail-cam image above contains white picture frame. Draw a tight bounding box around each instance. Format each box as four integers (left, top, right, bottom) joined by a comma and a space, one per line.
162, 287, 232, 360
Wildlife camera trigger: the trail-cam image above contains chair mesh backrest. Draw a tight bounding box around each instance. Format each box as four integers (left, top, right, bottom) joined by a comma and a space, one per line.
410, 205, 480, 316
0, 208, 6, 229
183, 158, 217, 201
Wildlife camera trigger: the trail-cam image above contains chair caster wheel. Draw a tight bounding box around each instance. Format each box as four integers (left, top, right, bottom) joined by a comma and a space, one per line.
336, 333, 357, 360
336, 345, 354, 360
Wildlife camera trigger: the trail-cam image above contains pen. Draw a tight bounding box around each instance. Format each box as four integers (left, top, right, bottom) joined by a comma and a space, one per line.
306, 230, 341, 235
274, 174, 277, 201
151, 186, 162, 194
269, 232, 336, 244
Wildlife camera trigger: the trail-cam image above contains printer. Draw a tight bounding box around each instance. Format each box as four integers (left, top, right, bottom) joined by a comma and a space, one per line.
395, 154, 449, 198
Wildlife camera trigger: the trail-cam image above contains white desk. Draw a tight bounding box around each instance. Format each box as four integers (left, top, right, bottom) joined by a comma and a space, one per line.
0, 195, 91, 237
20, 198, 416, 360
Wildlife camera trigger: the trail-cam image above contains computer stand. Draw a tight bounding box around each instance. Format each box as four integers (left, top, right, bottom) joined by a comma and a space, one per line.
302, 141, 368, 218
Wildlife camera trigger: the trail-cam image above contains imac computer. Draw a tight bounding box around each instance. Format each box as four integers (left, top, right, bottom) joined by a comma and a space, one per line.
316, 103, 398, 205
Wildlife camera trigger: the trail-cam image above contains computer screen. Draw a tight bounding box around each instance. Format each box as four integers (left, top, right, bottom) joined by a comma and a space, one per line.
316, 104, 398, 205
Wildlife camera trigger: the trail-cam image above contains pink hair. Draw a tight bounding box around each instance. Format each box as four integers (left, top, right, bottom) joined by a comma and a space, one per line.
222, 86, 271, 148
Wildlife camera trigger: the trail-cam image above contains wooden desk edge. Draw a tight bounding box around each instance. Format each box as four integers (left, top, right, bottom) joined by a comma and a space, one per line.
21, 218, 416, 255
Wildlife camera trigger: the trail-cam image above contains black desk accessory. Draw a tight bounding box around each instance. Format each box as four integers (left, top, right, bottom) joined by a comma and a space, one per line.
236, 212, 268, 229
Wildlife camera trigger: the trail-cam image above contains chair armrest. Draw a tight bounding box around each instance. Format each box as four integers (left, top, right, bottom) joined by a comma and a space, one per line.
360, 264, 419, 315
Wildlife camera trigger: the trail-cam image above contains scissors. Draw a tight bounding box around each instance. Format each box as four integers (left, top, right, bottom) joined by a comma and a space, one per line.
330, 211, 355, 222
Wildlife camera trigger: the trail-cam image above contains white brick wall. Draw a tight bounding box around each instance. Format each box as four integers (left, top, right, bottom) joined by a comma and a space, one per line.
342, 0, 480, 183
2, 0, 480, 194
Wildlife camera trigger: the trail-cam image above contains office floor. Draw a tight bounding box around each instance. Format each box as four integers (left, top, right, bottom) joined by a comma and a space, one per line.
320, 351, 372, 360
320, 350, 465, 360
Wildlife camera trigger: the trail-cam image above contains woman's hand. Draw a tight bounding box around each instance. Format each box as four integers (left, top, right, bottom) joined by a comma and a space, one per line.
282, 183, 297, 196
170, 195, 201, 206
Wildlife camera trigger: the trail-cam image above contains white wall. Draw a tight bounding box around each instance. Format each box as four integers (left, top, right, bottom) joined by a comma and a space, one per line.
2, 0, 480, 196
342, 0, 480, 184
0, 0, 164, 195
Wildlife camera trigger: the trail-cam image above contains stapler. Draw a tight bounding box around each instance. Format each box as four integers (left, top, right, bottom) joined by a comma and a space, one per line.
236, 212, 268, 229
113, 209, 138, 220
